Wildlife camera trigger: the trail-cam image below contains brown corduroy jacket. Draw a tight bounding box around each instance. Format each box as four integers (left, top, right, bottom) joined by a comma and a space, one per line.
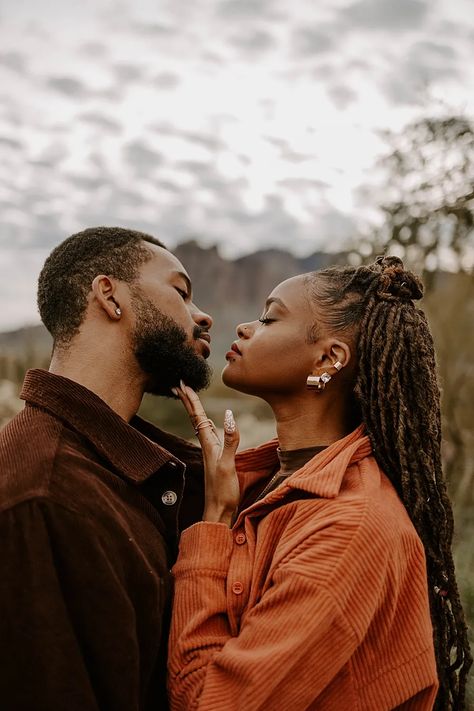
0, 368, 204, 711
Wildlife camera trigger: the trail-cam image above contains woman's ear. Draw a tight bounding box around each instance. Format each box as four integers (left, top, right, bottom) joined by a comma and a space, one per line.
91, 275, 122, 320
311, 338, 352, 372
329, 340, 352, 370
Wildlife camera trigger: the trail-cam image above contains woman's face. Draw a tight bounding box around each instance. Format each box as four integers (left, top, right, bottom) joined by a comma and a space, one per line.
222, 275, 322, 397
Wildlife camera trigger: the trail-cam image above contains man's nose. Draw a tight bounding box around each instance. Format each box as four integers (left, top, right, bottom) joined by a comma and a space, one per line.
192, 306, 213, 331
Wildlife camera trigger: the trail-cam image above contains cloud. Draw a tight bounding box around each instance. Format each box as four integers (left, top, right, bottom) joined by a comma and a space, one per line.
131, 21, 178, 38
79, 111, 122, 133
151, 123, 225, 152
113, 62, 145, 83
78, 42, 108, 58
154, 179, 182, 194
381, 39, 460, 105
66, 174, 109, 191
277, 177, 328, 191
0, 51, 28, 74
27, 159, 55, 170
216, 0, 282, 21
229, 29, 276, 55
123, 139, 163, 175
153, 72, 181, 89
46, 76, 88, 98
342, 0, 429, 31
180, 131, 225, 152
327, 84, 358, 109
264, 136, 314, 163
35, 141, 69, 168
109, 188, 147, 207
291, 27, 336, 57
410, 40, 457, 62
316, 208, 355, 247
0, 136, 23, 151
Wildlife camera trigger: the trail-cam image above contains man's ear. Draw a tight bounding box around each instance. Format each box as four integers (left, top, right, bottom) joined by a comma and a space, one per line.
91, 275, 122, 320
312, 338, 352, 372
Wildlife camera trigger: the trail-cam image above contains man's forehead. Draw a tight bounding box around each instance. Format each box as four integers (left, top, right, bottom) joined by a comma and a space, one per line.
143, 243, 189, 280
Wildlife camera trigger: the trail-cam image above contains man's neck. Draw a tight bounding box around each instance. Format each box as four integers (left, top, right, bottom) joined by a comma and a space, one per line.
49, 349, 144, 422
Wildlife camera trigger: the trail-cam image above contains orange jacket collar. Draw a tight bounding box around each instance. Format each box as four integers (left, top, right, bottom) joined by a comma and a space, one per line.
236, 424, 372, 501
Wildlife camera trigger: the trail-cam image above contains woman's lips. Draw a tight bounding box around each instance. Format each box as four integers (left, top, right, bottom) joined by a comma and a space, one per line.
225, 342, 242, 360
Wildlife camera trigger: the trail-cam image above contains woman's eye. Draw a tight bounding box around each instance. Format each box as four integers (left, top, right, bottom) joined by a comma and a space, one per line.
258, 316, 274, 324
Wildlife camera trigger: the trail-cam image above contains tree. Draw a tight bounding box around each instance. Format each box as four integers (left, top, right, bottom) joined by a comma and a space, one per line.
363, 115, 474, 285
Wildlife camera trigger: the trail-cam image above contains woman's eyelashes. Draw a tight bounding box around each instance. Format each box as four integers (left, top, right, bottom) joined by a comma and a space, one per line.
258, 315, 275, 324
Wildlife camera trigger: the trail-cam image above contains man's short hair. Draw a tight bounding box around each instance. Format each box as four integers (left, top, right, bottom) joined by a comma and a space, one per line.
37, 226, 166, 346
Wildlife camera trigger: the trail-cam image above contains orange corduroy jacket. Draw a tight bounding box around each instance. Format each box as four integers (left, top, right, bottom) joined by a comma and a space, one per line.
168, 425, 438, 710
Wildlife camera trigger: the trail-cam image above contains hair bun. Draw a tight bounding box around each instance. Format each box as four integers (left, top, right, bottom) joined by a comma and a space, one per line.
374, 256, 424, 302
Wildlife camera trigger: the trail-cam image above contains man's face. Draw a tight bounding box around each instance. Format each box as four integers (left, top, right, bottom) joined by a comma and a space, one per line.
128, 245, 213, 396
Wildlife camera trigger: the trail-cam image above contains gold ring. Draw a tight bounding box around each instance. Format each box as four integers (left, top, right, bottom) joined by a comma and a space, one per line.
194, 418, 215, 435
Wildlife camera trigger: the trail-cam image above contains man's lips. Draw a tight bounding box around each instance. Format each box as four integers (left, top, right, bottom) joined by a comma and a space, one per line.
197, 332, 211, 358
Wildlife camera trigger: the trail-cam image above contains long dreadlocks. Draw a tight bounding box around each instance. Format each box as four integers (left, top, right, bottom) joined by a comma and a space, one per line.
305, 255, 472, 710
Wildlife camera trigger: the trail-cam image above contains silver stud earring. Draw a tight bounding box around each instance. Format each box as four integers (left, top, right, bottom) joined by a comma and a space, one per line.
115, 308, 122, 316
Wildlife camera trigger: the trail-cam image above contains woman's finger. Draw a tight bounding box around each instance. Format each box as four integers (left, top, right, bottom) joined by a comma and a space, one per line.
172, 383, 206, 426
204, 409, 240, 522
219, 409, 240, 468
179, 381, 208, 422
172, 382, 220, 448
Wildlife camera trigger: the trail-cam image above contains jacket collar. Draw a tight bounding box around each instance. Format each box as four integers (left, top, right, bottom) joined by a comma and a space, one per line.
236, 424, 371, 506
21, 369, 189, 484
285, 424, 371, 498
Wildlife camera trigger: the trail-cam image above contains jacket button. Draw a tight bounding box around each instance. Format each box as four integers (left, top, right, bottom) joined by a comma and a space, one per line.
231, 581, 244, 595
235, 532, 246, 545
161, 490, 178, 506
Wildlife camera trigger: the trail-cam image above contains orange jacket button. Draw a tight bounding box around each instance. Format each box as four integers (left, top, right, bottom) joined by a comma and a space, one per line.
231, 581, 244, 595
235, 532, 246, 545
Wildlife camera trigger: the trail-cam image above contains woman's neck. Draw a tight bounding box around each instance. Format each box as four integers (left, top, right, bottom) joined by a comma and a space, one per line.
268, 392, 359, 450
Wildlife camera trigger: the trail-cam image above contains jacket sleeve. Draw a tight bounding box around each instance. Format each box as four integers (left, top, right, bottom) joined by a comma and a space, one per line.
0, 498, 144, 711
168, 516, 392, 711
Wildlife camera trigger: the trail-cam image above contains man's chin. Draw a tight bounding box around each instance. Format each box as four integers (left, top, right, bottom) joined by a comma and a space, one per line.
145, 383, 177, 398
144, 367, 212, 397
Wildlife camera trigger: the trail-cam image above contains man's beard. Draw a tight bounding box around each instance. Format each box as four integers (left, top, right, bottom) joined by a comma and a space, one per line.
131, 290, 212, 396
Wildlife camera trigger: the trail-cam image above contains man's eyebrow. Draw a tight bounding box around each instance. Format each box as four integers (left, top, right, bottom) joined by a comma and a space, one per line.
265, 297, 288, 310
173, 271, 192, 295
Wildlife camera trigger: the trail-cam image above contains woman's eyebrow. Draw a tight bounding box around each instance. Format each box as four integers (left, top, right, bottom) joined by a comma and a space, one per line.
265, 297, 288, 311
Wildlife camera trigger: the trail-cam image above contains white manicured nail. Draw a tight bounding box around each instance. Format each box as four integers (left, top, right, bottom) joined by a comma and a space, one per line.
224, 409, 236, 434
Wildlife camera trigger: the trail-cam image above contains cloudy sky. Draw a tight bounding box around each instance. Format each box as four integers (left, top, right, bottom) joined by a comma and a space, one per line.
1, 0, 473, 330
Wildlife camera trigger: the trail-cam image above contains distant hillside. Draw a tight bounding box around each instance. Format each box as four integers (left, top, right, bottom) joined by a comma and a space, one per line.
0, 242, 349, 362
174, 241, 348, 313
0, 324, 52, 353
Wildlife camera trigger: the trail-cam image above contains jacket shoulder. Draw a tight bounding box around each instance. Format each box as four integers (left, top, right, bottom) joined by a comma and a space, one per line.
0, 405, 91, 511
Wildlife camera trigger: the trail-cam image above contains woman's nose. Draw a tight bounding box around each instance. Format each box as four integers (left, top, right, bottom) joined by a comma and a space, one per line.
236, 322, 253, 339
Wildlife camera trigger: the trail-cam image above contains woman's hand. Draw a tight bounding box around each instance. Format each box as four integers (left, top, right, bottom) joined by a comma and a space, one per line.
172, 381, 240, 527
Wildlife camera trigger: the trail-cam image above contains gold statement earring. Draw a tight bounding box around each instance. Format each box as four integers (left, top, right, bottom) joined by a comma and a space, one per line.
306, 361, 344, 392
